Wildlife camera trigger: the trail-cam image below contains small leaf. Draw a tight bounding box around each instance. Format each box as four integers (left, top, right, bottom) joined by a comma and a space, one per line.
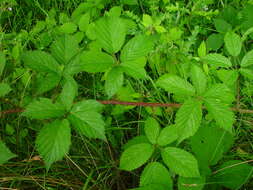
157, 125, 178, 146
175, 99, 202, 143
36, 119, 71, 170
78, 13, 90, 32
156, 74, 195, 96
191, 65, 207, 95
59, 22, 77, 34
0, 141, 16, 164
224, 31, 242, 56
212, 160, 253, 190
120, 35, 154, 62
120, 143, 154, 171
0, 83, 11, 97
203, 53, 232, 68
22, 51, 61, 74
105, 66, 124, 97
140, 162, 173, 189
239, 68, 253, 80
197, 41, 206, 57
95, 16, 126, 53
80, 51, 114, 73
162, 147, 200, 177
121, 57, 147, 79
144, 117, 161, 144
0, 52, 6, 76
241, 50, 253, 67
22, 98, 65, 119
178, 176, 205, 190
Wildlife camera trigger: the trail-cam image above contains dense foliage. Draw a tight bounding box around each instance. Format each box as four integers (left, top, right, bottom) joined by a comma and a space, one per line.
0, 0, 253, 189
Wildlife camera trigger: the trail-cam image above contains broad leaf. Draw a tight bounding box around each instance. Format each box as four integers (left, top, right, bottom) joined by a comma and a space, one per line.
203, 54, 231, 68
68, 100, 105, 140
191, 65, 207, 95
78, 13, 90, 32
144, 117, 160, 144
224, 31, 242, 56
140, 162, 173, 189
36, 72, 61, 94
239, 68, 253, 80
63, 54, 84, 76
162, 147, 200, 177
36, 119, 71, 169
241, 50, 253, 67
190, 124, 233, 166
121, 57, 147, 79
81, 51, 114, 73
212, 160, 253, 190
156, 74, 195, 96
22, 51, 61, 74
105, 66, 124, 97
0, 141, 16, 164
120, 35, 154, 62
206, 33, 224, 51
178, 176, 205, 190
59, 22, 77, 34
204, 98, 235, 132
123, 136, 149, 150
214, 19, 232, 33
22, 98, 65, 119
175, 99, 202, 143
120, 143, 154, 171
50, 35, 79, 65
216, 70, 238, 87
157, 125, 178, 146
0, 83, 11, 97
95, 16, 126, 53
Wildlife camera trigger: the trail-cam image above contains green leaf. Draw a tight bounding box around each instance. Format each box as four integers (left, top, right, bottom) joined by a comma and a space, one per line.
22, 51, 61, 74
162, 147, 200, 177
50, 35, 79, 65
59, 77, 78, 111
197, 41, 206, 58
204, 98, 235, 132
78, 13, 90, 32
0, 141, 16, 164
130, 184, 168, 190
140, 162, 173, 189
156, 74, 195, 96
36, 73, 61, 94
178, 176, 205, 190
22, 98, 65, 119
144, 117, 161, 144
224, 31, 242, 57
68, 100, 105, 140
190, 124, 233, 166
120, 35, 154, 62
175, 99, 202, 143
120, 143, 154, 171
241, 50, 253, 67
212, 160, 253, 190
0, 83, 11, 97
59, 22, 77, 34
191, 65, 207, 95
216, 70, 239, 87
121, 57, 147, 79
214, 19, 232, 33
239, 68, 253, 80
157, 125, 178, 146
80, 51, 114, 73
105, 66, 124, 97
206, 33, 223, 51
0, 52, 6, 76
203, 54, 232, 68
123, 136, 149, 150
95, 16, 126, 53
63, 54, 84, 76
36, 119, 71, 170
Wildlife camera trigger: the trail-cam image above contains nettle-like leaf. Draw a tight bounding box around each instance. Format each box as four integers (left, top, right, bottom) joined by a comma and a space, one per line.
120, 35, 154, 62
241, 49, 253, 67
203, 53, 232, 68
123, 136, 150, 150
63, 54, 84, 76
224, 31, 242, 57
120, 143, 154, 171
239, 68, 253, 80
156, 74, 195, 96
0, 83, 11, 97
140, 162, 173, 189
144, 117, 161, 144
50, 35, 79, 65
121, 57, 147, 79
95, 16, 126, 53
68, 100, 106, 140
175, 99, 202, 143
0, 141, 16, 164
190, 65, 207, 95
216, 70, 239, 87
157, 125, 178, 146
22, 51, 61, 74
22, 98, 65, 119
190, 124, 233, 166
178, 176, 205, 190
36, 72, 61, 94
105, 66, 124, 97
80, 51, 114, 73
161, 147, 200, 178
211, 160, 253, 190
36, 119, 71, 170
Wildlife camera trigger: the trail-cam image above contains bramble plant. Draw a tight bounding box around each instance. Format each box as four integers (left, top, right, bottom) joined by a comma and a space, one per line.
0, 0, 253, 189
